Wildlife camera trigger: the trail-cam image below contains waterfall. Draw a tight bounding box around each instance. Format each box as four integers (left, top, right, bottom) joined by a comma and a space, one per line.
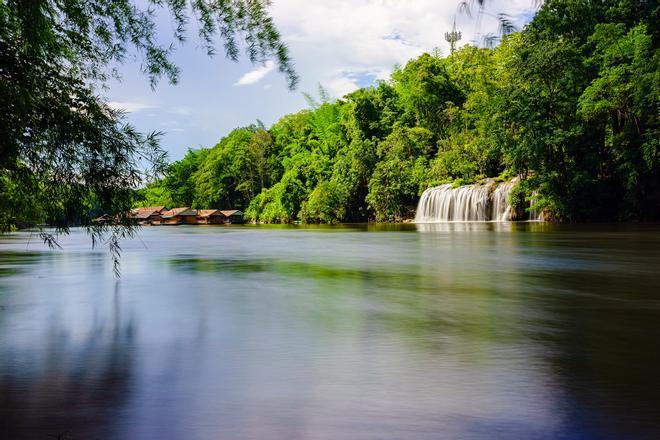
528, 209, 544, 222
528, 196, 545, 222
415, 179, 539, 222
491, 180, 515, 222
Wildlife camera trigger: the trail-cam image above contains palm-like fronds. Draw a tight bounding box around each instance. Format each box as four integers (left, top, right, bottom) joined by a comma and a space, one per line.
457, 0, 541, 48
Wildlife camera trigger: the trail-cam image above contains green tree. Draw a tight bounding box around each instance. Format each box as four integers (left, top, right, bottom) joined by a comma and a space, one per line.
143, 0, 660, 225
194, 128, 259, 209
579, 23, 660, 219
500, 0, 659, 220
1, 0, 296, 273
366, 127, 433, 221
391, 53, 463, 138
299, 180, 348, 223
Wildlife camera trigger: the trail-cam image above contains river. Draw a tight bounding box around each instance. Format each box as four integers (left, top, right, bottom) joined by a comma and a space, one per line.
1, 224, 659, 439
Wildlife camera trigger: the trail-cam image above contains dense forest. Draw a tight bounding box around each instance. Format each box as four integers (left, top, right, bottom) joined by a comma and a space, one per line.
138, 1, 659, 223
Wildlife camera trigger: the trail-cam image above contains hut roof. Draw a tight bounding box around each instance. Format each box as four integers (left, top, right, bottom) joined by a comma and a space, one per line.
161, 207, 197, 218
141, 206, 166, 213
220, 210, 243, 217
132, 206, 169, 219
197, 209, 223, 218
135, 209, 158, 219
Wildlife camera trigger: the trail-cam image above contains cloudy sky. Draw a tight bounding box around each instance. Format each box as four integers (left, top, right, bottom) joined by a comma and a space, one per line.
107, 0, 538, 161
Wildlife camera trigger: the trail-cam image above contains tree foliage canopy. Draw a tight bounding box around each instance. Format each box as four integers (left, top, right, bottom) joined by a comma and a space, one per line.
1, 0, 296, 273
140, 0, 659, 224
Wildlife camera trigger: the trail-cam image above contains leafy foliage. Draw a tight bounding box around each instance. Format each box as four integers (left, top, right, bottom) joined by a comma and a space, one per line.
1, 0, 296, 273
141, 0, 659, 223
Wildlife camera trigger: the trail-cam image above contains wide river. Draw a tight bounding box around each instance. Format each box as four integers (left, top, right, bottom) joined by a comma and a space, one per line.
0, 224, 659, 439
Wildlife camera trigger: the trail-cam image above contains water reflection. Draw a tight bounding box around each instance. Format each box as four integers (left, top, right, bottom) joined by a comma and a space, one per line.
414, 220, 557, 232
0, 279, 135, 439
0, 225, 658, 439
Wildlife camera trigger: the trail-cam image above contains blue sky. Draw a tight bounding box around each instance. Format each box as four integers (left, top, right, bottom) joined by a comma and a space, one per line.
107, 0, 537, 161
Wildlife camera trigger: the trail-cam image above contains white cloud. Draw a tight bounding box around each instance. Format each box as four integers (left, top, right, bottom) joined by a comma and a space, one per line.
325, 75, 360, 98
270, 0, 535, 98
107, 101, 158, 113
235, 60, 276, 86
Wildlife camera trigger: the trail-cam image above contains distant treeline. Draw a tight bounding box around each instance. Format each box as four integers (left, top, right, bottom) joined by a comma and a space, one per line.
137, 0, 659, 223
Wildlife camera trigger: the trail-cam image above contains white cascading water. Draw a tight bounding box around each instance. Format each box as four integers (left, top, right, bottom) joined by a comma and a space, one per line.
491, 180, 515, 222
414, 183, 491, 222
415, 178, 540, 222
528, 195, 545, 222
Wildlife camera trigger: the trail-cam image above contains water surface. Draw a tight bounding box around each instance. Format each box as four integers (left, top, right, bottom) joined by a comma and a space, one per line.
1, 224, 659, 439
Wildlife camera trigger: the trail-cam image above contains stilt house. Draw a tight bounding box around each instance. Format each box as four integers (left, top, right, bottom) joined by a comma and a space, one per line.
161, 207, 198, 225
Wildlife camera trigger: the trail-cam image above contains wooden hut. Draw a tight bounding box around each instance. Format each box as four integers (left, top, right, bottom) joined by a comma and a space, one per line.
160, 207, 198, 225
131, 206, 167, 225
196, 209, 226, 224
219, 210, 244, 224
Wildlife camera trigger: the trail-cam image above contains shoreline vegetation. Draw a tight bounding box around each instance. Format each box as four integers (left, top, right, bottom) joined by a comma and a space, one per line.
2, 1, 658, 238
137, 1, 659, 224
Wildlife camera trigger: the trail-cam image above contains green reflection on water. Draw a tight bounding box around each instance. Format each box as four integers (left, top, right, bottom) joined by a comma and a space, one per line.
0, 251, 46, 278
166, 255, 529, 353
1, 225, 660, 438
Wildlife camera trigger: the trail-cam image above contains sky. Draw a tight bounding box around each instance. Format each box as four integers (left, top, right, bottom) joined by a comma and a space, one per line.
107, 0, 538, 161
